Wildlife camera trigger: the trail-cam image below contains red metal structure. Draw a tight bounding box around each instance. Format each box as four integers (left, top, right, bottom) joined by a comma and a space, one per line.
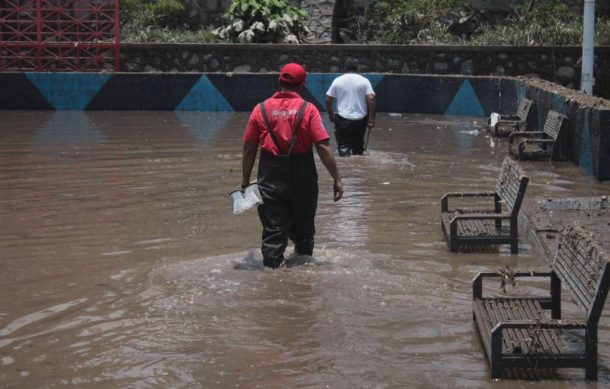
0, 0, 120, 71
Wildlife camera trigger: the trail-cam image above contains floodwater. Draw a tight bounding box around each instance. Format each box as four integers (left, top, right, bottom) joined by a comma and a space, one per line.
1, 110, 609, 388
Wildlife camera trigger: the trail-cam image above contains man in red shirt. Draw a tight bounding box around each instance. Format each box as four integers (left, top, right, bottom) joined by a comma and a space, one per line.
241, 63, 344, 269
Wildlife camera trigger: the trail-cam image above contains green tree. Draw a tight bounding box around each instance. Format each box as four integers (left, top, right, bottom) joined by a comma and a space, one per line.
213, 0, 310, 43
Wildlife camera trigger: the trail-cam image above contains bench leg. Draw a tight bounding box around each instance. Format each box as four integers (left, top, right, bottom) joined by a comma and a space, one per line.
586, 363, 598, 380
510, 240, 518, 254
450, 239, 458, 253
585, 329, 598, 380
450, 223, 458, 252
491, 327, 503, 379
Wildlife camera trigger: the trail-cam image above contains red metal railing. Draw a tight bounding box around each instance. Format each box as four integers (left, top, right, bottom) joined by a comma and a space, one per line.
0, 0, 120, 71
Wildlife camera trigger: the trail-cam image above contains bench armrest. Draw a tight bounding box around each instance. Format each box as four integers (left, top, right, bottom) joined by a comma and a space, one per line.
522, 138, 556, 145
473, 270, 553, 299
498, 114, 521, 121
451, 212, 511, 223
441, 191, 496, 212
508, 131, 544, 144
474, 270, 553, 281
473, 271, 561, 317
493, 319, 587, 331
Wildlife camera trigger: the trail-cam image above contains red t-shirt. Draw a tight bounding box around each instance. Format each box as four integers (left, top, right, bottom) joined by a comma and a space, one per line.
243, 92, 329, 156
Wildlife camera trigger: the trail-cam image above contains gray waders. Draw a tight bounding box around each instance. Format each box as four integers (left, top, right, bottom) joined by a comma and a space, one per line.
257, 101, 318, 268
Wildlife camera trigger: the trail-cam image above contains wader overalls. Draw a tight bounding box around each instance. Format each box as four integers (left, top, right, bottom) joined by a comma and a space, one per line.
257, 101, 318, 268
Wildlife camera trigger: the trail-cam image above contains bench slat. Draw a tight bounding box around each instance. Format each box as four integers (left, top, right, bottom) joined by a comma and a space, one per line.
476, 299, 562, 355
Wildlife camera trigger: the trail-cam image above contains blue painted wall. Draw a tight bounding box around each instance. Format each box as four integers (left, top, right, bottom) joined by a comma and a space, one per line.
0, 72, 499, 116
0, 71, 607, 180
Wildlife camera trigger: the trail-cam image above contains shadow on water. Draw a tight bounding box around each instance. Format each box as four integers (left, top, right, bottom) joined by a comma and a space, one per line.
0, 112, 609, 388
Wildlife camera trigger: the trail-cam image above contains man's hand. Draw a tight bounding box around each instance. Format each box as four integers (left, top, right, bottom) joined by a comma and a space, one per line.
333, 179, 344, 201
367, 118, 375, 129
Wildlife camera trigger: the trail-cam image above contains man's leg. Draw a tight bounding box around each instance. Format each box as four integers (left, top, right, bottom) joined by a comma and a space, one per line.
350, 117, 368, 155
289, 155, 318, 256
334, 116, 351, 157
289, 192, 317, 256
258, 199, 291, 268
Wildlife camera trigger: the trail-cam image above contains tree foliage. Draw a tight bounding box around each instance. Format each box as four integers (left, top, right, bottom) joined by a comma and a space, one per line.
356, 0, 610, 45
213, 0, 310, 43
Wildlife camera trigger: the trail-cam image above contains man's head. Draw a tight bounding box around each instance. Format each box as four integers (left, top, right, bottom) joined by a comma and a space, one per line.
279, 63, 307, 90
345, 58, 359, 72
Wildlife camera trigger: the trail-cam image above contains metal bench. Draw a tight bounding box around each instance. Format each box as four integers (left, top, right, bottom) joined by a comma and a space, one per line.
472, 225, 610, 379
487, 98, 534, 137
441, 157, 529, 254
508, 110, 567, 161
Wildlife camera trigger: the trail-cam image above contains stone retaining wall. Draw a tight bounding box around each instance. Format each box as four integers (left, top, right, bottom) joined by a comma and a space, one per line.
121, 44, 610, 99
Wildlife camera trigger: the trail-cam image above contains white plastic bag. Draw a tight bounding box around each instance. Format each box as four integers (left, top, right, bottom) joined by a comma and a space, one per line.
229, 184, 263, 215
490, 112, 500, 127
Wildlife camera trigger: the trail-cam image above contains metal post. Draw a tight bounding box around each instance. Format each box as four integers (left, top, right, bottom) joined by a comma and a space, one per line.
581, 0, 596, 95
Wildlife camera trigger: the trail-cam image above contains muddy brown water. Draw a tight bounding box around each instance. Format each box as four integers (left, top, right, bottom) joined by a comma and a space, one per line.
1, 111, 609, 388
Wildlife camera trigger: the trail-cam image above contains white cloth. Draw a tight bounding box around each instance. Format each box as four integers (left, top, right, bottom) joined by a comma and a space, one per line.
326, 73, 375, 120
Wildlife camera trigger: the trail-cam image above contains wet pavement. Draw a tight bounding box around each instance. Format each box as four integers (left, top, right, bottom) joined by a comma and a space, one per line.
0, 111, 609, 388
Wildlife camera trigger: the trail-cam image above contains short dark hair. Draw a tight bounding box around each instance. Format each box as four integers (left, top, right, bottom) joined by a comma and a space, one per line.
345, 58, 359, 72
279, 80, 302, 91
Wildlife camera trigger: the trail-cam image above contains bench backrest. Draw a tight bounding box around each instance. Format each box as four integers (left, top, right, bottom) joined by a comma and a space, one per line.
542, 110, 567, 140
516, 98, 533, 120
552, 225, 610, 325
495, 157, 529, 215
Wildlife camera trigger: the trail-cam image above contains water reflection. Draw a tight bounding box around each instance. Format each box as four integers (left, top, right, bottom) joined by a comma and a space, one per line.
175, 111, 234, 145
35, 111, 103, 145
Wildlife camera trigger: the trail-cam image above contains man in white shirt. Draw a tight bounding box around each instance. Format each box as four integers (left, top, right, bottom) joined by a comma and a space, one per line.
325, 59, 376, 157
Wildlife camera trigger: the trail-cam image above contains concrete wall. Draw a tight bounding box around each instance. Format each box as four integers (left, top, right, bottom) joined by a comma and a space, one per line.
1, 71, 608, 180
120, 44, 610, 99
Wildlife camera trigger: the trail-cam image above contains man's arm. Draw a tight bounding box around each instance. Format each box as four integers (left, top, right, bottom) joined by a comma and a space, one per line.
241, 141, 258, 188
314, 140, 343, 201
366, 93, 376, 129
325, 96, 335, 123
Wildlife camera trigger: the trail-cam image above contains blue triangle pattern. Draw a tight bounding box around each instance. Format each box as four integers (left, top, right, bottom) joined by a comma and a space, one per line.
363, 74, 384, 90
305, 73, 340, 109
26, 72, 110, 110
176, 76, 234, 111
445, 79, 486, 117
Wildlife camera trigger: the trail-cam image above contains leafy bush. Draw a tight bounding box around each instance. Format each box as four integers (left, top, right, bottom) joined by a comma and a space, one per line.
358, 0, 610, 46
213, 0, 310, 43
121, 0, 188, 42
356, 0, 457, 44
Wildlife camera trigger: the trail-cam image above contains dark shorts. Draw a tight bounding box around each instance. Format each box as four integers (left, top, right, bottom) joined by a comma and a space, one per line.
334, 115, 368, 156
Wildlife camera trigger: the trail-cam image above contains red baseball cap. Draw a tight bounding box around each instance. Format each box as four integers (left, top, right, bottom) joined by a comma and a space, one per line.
279, 63, 307, 85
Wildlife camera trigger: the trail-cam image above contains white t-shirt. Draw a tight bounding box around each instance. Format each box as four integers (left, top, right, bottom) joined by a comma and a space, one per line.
326, 73, 375, 120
